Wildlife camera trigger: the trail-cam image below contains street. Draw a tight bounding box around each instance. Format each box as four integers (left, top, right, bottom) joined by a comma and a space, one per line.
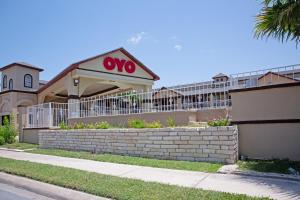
0, 182, 54, 200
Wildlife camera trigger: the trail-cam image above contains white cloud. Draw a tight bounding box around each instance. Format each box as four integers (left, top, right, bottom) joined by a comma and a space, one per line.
174, 44, 182, 51
127, 32, 146, 45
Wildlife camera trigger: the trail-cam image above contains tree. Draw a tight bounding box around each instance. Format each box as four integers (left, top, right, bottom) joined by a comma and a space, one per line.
254, 0, 300, 46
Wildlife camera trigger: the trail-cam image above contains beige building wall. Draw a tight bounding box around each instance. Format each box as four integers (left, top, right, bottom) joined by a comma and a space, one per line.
231, 84, 300, 122
68, 111, 198, 127
238, 123, 300, 161
258, 73, 296, 87
68, 108, 229, 127
1, 65, 40, 92
0, 91, 37, 140
230, 83, 300, 161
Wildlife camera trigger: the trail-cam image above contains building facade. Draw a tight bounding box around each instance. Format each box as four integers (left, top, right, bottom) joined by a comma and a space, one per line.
1, 48, 300, 132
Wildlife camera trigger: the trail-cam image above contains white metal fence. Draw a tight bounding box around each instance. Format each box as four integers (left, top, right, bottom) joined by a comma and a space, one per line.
25, 64, 300, 128
26, 103, 68, 128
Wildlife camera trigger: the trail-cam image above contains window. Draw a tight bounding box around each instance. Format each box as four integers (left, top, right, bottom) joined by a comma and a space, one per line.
8, 79, 13, 90
2, 75, 7, 89
24, 74, 33, 88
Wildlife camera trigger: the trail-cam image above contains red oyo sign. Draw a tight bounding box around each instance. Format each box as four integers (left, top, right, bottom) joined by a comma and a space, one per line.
103, 57, 136, 74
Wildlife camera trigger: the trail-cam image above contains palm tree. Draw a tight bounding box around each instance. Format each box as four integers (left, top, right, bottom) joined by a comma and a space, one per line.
255, 0, 300, 46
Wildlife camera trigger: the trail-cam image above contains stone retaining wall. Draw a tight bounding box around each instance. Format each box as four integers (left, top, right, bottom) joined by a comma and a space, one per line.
39, 126, 238, 164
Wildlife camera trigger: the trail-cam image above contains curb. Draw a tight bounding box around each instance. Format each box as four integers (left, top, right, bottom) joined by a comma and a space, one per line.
0, 147, 25, 152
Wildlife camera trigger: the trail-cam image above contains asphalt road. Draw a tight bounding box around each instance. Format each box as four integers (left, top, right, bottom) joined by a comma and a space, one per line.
0, 182, 54, 200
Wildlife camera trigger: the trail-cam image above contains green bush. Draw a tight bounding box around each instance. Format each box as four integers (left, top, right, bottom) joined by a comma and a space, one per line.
95, 121, 110, 129
0, 136, 5, 145
85, 123, 95, 129
0, 116, 17, 144
208, 119, 230, 127
128, 119, 146, 129
59, 121, 69, 130
73, 122, 85, 129
166, 117, 175, 127
146, 121, 162, 128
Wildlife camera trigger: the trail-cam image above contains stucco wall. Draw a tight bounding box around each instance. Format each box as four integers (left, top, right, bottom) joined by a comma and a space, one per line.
231, 84, 300, 121
230, 83, 300, 161
68, 111, 198, 127
39, 126, 238, 164
68, 109, 229, 127
238, 123, 300, 161
1, 65, 40, 92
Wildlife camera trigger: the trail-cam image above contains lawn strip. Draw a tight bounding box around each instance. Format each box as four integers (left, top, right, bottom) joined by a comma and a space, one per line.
28, 148, 222, 173
238, 160, 300, 174
0, 157, 267, 200
1, 142, 38, 150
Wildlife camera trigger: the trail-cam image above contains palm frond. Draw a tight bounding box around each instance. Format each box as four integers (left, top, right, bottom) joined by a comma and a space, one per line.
255, 0, 300, 46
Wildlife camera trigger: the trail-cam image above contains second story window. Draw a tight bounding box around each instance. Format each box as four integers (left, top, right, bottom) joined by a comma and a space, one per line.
9, 79, 13, 90
24, 74, 33, 88
2, 75, 7, 89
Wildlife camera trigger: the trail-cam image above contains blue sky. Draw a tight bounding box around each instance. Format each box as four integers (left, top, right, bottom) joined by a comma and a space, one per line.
0, 0, 299, 87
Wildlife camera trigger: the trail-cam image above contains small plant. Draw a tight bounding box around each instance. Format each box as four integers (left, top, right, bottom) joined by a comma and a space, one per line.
208, 119, 230, 127
85, 123, 95, 129
73, 122, 85, 129
95, 121, 110, 129
166, 117, 175, 127
128, 119, 146, 129
1, 115, 17, 144
59, 121, 69, 130
146, 120, 163, 128
0, 136, 5, 145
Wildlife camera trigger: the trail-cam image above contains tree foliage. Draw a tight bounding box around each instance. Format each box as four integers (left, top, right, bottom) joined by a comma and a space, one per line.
255, 0, 300, 46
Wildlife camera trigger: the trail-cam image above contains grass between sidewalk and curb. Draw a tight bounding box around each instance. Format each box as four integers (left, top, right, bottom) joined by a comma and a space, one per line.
28, 148, 222, 173
0, 142, 38, 150
0, 157, 267, 200
238, 160, 300, 175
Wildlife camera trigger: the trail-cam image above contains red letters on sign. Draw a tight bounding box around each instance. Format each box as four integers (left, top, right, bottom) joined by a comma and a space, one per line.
103, 57, 136, 74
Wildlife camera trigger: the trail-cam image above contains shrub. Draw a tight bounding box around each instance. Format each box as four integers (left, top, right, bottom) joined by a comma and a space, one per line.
59, 121, 69, 130
208, 119, 230, 127
1, 115, 17, 144
0, 136, 4, 145
95, 121, 110, 129
166, 117, 175, 127
128, 119, 146, 129
73, 122, 85, 129
146, 120, 162, 128
85, 123, 95, 129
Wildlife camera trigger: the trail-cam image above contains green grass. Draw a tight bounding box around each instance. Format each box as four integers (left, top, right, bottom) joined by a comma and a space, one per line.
28, 148, 222, 173
238, 160, 300, 174
0, 157, 267, 200
0, 142, 38, 150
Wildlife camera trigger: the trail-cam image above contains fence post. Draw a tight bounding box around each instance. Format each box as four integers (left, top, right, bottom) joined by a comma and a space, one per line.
49, 103, 53, 128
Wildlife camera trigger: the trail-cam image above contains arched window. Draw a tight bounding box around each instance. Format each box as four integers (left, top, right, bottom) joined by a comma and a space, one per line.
9, 79, 13, 90
24, 74, 33, 88
2, 75, 7, 89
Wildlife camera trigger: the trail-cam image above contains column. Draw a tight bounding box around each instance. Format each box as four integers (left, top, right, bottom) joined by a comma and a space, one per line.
68, 96, 80, 118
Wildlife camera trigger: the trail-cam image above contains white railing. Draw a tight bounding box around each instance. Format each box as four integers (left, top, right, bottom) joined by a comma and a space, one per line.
229, 64, 300, 88
25, 64, 300, 128
26, 102, 68, 128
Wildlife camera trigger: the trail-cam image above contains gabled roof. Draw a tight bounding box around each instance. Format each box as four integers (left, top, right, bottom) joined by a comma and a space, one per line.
258, 71, 298, 81
153, 87, 183, 96
38, 47, 160, 93
213, 73, 228, 79
0, 62, 44, 72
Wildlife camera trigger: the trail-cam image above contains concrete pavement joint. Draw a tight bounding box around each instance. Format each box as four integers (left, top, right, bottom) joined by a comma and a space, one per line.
192, 173, 210, 187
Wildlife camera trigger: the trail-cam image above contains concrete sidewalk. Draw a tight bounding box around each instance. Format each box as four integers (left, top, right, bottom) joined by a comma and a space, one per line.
0, 150, 299, 200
